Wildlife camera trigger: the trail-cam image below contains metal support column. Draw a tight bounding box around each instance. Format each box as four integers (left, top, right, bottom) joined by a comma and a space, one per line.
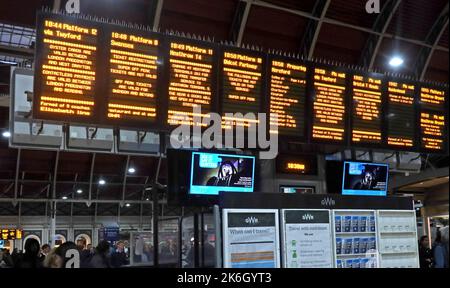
213, 205, 222, 268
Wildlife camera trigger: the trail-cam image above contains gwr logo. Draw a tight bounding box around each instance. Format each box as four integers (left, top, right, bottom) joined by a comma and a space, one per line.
302, 213, 314, 221
245, 216, 259, 225
321, 197, 336, 207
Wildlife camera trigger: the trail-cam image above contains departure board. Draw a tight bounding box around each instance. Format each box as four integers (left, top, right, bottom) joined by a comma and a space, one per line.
34, 14, 99, 123
221, 48, 263, 130
351, 74, 383, 144
269, 57, 307, 137
386, 81, 416, 148
419, 86, 447, 152
167, 39, 215, 127
106, 30, 160, 126
311, 67, 347, 142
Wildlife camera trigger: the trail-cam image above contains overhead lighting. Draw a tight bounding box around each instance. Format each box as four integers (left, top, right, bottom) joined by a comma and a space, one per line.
128, 167, 136, 174
76, 189, 83, 194
389, 56, 404, 67
2, 131, 11, 138
125, 203, 131, 207
98, 179, 106, 185
419, 182, 424, 185
62, 196, 68, 200
145, 198, 149, 201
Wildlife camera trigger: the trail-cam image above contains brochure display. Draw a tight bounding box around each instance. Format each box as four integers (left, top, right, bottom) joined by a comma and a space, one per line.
222, 209, 281, 268
332, 210, 379, 268
376, 210, 419, 268
281, 209, 333, 268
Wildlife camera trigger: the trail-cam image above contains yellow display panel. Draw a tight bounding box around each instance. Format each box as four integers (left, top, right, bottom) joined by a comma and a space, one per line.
107, 31, 160, 123
37, 19, 98, 119
351, 75, 382, 144
312, 68, 346, 141
420, 86, 447, 151
269, 59, 307, 136
221, 51, 263, 130
387, 81, 415, 147
167, 41, 214, 127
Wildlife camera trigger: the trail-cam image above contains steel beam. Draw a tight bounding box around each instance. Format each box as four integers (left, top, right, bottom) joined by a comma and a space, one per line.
121, 155, 130, 204
299, 0, 331, 59
52, 150, 60, 199
415, 4, 449, 80
360, 0, 402, 68
152, 0, 164, 31
245, 0, 449, 53
13, 148, 21, 205
230, 0, 251, 45
389, 167, 449, 191
88, 153, 96, 205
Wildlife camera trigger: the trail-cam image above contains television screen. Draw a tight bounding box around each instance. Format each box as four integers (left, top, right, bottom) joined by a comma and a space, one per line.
342, 162, 388, 196
190, 152, 255, 195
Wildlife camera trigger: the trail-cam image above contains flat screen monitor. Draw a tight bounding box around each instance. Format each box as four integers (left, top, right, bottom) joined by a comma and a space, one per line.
189, 152, 255, 195
342, 162, 388, 196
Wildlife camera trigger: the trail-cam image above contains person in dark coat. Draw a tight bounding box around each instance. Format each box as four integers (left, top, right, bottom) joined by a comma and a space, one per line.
418, 235, 433, 268
14, 238, 43, 268
111, 241, 129, 267
89, 240, 111, 268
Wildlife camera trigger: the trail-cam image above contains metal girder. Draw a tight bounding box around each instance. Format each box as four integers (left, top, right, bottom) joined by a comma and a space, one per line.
0, 44, 34, 60
88, 153, 96, 205
248, 0, 449, 53
152, 0, 164, 31
52, 150, 60, 199
298, 0, 331, 59
13, 148, 21, 205
388, 166, 449, 191
415, 3, 449, 80
229, 0, 251, 45
121, 155, 130, 204
360, 0, 402, 69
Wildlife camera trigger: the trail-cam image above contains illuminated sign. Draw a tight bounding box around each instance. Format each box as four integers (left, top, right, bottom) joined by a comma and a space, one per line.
387, 81, 415, 148
107, 30, 160, 125
420, 86, 447, 151
269, 58, 307, 137
1, 229, 22, 240
167, 40, 215, 127
221, 49, 263, 130
351, 74, 383, 144
276, 154, 317, 175
34, 15, 99, 123
312, 68, 347, 142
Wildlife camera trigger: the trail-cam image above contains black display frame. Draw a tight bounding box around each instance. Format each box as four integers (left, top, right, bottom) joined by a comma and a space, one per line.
266, 53, 310, 144
348, 70, 387, 150
160, 34, 220, 133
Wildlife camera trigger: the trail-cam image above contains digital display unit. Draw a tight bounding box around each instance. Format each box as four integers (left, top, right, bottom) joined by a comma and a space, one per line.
419, 85, 447, 152
167, 38, 216, 128
386, 80, 416, 148
268, 57, 307, 137
342, 162, 388, 196
34, 13, 100, 124
220, 47, 264, 131
351, 74, 383, 145
1, 229, 23, 240
311, 67, 347, 143
190, 152, 255, 195
106, 29, 161, 127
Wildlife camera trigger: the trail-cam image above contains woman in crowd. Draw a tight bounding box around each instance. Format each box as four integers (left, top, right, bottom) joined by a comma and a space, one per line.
418, 235, 433, 268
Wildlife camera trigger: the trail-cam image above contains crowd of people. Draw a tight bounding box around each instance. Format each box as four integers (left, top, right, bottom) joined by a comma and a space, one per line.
0, 238, 130, 268
418, 226, 449, 268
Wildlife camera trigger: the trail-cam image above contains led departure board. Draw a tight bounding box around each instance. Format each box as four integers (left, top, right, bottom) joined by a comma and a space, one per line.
419, 86, 447, 151
351, 74, 383, 144
269, 57, 307, 137
386, 81, 416, 148
167, 39, 215, 127
34, 14, 99, 123
221, 48, 263, 130
311, 68, 347, 142
106, 30, 160, 126
1, 229, 22, 240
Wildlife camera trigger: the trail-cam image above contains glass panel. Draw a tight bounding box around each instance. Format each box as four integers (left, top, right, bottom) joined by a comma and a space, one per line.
158, 217, 180, 267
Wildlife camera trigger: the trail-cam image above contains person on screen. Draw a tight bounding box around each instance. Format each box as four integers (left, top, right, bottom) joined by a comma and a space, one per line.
352, 171, 376, 190
206, 161, 238, 187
